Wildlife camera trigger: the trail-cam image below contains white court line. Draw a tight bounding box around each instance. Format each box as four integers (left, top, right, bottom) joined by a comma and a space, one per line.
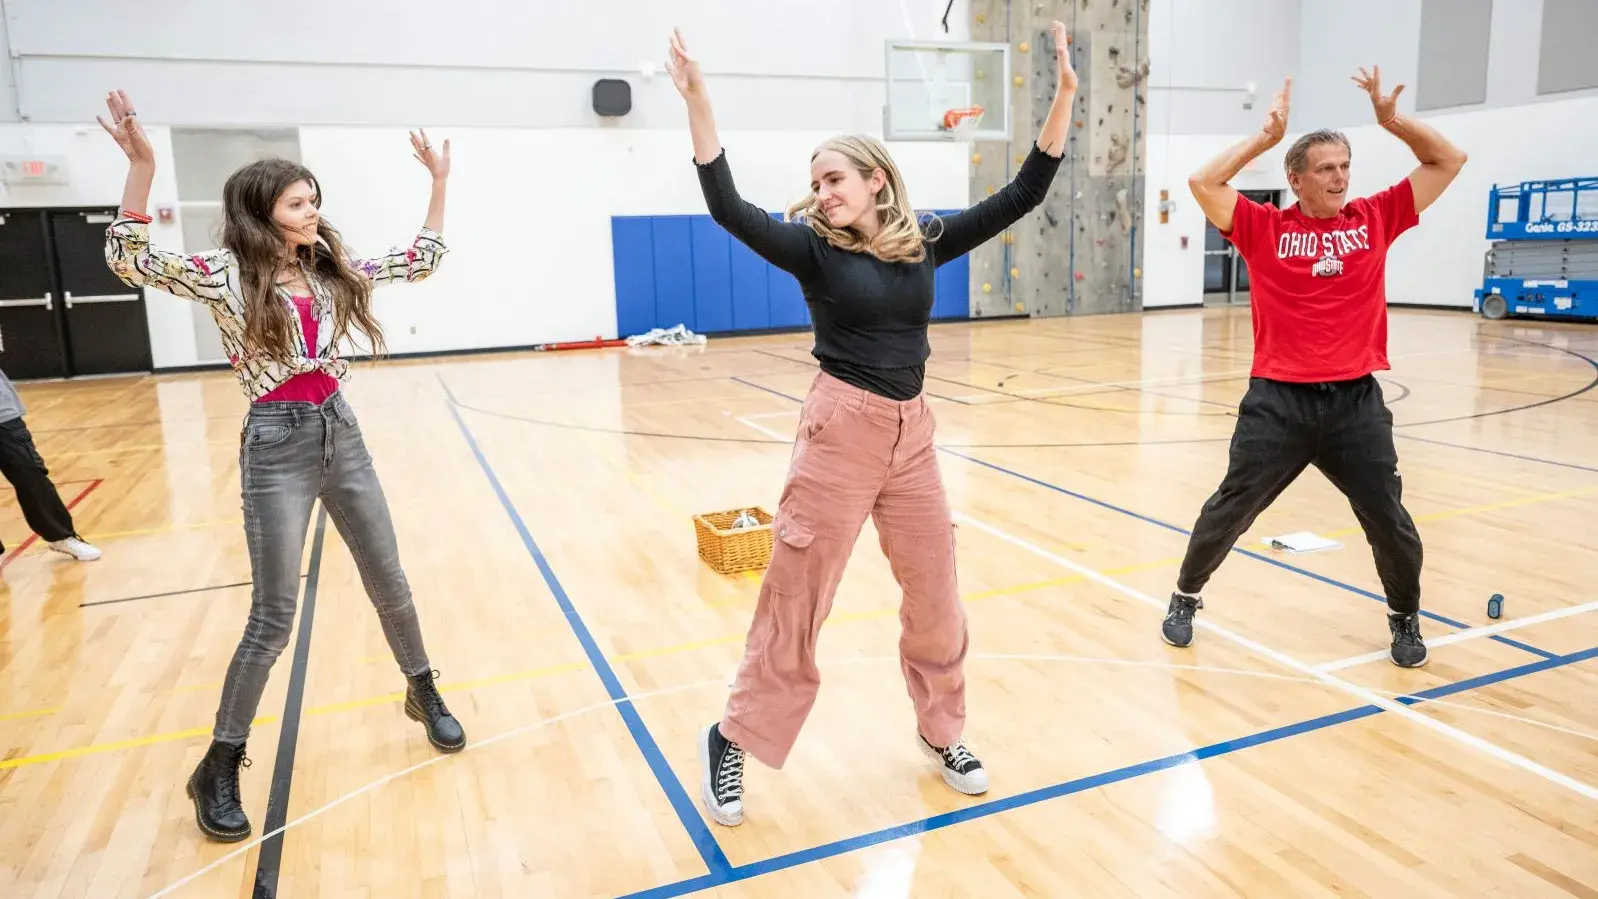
1317, 599, 1598, 672
149, 650, 1597, 897
144, 677, 730, 899
736, 416, 791, 442
952, 511, 1598, 802
740, 409, 800, 421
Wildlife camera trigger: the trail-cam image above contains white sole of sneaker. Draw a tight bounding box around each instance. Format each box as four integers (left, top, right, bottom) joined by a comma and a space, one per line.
918, 737, 989, 795
697, 725, 743, 826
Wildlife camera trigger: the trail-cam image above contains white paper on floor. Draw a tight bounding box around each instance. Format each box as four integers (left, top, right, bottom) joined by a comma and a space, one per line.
1265, 531, 1342, 553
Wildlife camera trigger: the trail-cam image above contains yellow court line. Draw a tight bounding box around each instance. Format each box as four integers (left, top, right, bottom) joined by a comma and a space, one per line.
0, 707, 60, 723
1255, 484, 1598, 547
7, 464, 1589, 770
2, 519, 243, 555
0, 560, 1173, 770
0, 724, 256, 770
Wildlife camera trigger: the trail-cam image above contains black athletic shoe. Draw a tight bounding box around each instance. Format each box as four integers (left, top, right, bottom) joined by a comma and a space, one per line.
186, 739, 252, 842
405, 670, 466, 752
698, 723, 745, 826
918, 734, 989, 795
1162, 593, 1203, 647
1388, 613, 1428, 668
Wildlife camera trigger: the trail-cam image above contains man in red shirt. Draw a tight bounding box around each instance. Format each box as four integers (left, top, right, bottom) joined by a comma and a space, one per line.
1162, 68, 1468, 668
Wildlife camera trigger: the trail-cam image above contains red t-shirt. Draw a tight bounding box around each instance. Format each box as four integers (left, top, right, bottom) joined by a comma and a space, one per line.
254, 295, 339, 405
1222, 178, 1419, 383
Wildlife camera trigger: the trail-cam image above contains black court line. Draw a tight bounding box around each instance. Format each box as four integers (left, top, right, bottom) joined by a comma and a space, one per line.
251, 505, 328, 899
77, 575, 307, 608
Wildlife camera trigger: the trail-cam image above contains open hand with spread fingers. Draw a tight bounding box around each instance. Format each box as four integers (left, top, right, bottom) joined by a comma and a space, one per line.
96, 90, 156, 167
410, 128, 450, 182
1353, 66, 1403, 125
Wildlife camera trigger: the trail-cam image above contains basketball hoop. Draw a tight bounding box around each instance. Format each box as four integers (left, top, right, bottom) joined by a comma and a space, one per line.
941, 106, 986, 135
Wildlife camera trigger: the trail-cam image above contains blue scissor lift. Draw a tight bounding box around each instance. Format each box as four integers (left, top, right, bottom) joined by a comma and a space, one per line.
1474, 176, 1598, 322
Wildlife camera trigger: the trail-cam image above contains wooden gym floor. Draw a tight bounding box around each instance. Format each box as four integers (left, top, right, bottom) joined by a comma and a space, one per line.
1, 305, 1595, 898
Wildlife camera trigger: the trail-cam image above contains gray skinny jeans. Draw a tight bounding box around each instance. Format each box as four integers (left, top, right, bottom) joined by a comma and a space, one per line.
212, 391, 430, 744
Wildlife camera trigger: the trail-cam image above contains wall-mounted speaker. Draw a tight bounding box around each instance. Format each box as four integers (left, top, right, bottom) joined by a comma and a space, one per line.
593, 79, 632, 117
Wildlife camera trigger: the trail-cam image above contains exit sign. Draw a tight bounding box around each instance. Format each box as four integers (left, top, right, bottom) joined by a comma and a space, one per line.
0, 156, 70, 185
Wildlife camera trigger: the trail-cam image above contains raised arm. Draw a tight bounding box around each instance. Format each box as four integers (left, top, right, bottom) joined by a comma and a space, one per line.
667, 28, 820, 276
931, 21, 1076, 264
350, 129, 451, 285
1352, 66, 1466, 215
1188, 79, 1288, 233
96, 90, 232, 303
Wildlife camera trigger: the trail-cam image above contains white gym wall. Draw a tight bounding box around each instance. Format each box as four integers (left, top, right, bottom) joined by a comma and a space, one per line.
4, 0, 1597, 368
1141, 0, 1598, 310
0, 0, 975, 368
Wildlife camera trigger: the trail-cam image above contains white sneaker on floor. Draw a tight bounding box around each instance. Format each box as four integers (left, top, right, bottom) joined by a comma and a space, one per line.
49, 537, 101, 561
919, 734, 989, 795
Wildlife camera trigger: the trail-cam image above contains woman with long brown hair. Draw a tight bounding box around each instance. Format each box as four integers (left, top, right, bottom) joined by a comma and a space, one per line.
667, 25, 1077, 826
99, 89, 465, 843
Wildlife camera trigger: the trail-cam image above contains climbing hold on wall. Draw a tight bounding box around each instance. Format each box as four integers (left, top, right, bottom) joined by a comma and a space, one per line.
982, 282, 993, 293
1011, 267, 1019, 278
1015, 154, 1025, 164
1015, 302, 1026, 312
1014, 76, 1024, 86
1019, 41, 1029, 53
1133, 268, 1142, 278
972, 152, 982, 165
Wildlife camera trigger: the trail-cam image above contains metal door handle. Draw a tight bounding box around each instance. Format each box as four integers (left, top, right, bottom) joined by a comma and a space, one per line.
64, 291, 139, 308
0, 293, 52, 310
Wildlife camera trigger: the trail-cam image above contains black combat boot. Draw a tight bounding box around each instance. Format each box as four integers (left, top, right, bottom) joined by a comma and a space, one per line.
186, 739, 251, 842
405, 670, 466, 752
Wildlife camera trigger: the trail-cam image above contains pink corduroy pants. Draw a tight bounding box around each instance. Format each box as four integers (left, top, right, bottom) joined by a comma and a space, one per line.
720, 371, 968, 769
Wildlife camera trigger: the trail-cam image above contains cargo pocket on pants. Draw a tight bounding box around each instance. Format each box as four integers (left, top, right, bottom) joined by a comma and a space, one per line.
762, 513, 826, 663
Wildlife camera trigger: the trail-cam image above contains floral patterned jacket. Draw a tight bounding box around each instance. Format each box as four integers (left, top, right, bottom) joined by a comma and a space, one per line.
105, 217, 447, 400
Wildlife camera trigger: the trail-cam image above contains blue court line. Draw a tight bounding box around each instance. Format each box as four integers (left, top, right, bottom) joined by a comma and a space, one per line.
726, 376, 1556, 660
1395, 433, 1598, 474
615, 644, 1598, 898
444, 387, 733, 877
940, 448, 1558, 661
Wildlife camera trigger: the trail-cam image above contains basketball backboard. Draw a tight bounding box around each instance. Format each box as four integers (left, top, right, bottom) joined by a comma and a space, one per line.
883, 40, 1011, 142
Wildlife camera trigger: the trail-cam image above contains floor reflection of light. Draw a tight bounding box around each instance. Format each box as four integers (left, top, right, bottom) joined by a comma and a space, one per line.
855, 839, 923, 898
1156, 763, 1218, 845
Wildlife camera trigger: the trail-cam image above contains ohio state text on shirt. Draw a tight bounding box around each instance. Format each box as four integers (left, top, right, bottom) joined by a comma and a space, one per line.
1221, 178, 1419, 383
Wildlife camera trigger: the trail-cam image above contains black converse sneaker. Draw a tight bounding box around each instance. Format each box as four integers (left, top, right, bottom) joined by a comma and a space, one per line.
918, 734, 989, 795
186, 739, 252, 842
405, 670, 467, 752
1162, 592, 1203, 647
698, 723, 745, 826
1388, 613, 1428, 668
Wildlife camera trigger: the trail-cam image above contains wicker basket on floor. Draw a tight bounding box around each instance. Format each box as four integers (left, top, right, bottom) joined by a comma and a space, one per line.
693, 507, 774, 574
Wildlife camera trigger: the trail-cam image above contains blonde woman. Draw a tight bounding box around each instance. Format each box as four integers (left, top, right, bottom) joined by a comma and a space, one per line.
667, 25, 1076, 826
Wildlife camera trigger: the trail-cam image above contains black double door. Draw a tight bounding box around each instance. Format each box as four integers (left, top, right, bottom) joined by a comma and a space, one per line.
0, 208, 153, 380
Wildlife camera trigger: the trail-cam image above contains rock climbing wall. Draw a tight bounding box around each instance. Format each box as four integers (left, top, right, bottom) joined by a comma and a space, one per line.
965, 0, 1149, 319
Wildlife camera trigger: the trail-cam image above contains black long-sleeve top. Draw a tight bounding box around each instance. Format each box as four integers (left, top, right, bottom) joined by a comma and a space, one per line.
695, 143, 1063, 400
